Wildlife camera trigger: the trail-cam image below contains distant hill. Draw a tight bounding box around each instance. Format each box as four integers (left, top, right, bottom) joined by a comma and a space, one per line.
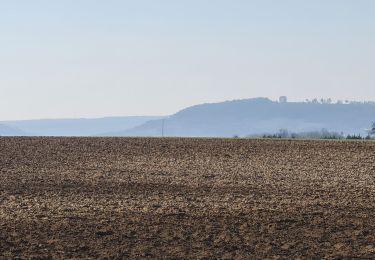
1, 116, 162, 136
0, 124, 28, 136
3, 98, 374, 137
115, 98, 375, 137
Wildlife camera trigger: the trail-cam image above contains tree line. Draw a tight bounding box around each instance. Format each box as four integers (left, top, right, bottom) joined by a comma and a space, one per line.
245, 122, 375, 140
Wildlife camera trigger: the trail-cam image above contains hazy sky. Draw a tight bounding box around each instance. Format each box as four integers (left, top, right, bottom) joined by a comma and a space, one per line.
1, 0, 374, 120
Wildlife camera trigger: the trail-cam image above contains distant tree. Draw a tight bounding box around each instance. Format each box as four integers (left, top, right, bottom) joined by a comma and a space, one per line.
262, 129, 344, 140
278, 129, 289, 138
369, 122, 375, 136
346, 134, 363, 140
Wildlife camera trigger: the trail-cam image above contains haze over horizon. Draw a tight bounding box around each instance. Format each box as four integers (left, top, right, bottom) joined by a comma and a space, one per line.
1, 96, 374, 121
1, 0, 374, 120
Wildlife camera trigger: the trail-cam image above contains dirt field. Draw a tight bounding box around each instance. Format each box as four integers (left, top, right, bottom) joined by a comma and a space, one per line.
0, 137, 375, 259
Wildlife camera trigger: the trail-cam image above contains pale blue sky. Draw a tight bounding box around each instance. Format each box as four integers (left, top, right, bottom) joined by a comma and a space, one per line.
1, 0, 374, 120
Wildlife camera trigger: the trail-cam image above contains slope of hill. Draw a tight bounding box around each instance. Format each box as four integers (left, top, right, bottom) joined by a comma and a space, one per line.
1, 116, 162, 136
0, 124, 28, 136
116, 98, 375, 137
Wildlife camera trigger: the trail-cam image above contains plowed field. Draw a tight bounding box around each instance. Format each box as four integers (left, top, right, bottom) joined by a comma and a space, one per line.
1, 137, 375, 259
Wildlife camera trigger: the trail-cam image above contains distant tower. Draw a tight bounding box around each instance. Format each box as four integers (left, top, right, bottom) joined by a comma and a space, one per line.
279, 96, 288, 103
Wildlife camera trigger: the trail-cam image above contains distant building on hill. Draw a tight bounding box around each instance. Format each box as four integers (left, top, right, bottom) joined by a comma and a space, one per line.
279, 96, 288, 103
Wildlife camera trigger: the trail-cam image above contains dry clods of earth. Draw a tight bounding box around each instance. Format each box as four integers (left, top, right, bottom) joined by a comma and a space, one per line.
1, 137, 375, 258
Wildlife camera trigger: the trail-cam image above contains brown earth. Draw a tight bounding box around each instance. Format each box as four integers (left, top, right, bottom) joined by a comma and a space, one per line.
0, 137, 375, 259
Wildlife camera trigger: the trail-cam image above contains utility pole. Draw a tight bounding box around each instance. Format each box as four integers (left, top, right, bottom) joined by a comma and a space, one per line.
162, 119, 165, 137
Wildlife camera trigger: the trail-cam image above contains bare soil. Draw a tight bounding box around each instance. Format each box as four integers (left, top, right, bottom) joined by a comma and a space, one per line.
1, 137, 375, 259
